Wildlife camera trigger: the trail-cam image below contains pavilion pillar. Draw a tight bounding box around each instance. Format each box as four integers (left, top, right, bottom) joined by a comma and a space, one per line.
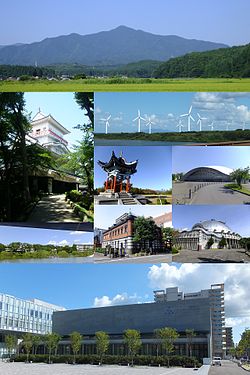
126, 177, 130, 192
113, 175, 117, 192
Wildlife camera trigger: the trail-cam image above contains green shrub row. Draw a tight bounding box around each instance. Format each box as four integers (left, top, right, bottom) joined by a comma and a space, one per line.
14, 354, 201, 367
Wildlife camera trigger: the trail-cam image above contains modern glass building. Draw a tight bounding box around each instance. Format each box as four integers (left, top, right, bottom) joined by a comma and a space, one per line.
0, 293, 64, 356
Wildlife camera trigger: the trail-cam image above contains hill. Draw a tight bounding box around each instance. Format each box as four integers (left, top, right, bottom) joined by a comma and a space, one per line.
154, 43, 250, 78
0, 26, 228, 66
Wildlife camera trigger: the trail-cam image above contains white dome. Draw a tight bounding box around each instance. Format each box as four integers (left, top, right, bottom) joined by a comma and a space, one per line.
192, 219, 232, 233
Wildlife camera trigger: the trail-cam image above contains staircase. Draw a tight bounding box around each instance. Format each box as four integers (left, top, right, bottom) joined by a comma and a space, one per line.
118, 192, 138, 205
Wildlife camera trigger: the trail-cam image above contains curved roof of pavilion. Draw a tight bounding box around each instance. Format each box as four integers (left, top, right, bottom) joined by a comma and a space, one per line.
98, 151, 138, 175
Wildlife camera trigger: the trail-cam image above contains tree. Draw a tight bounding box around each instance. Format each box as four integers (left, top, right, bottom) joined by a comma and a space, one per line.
230, 167, 250, 188
5, 335, 17, 358
43, 333, 61, 364
207, 236, 214, 249
123, 329, 142, 366
133, 216, 160, 253
22, 333, 33, 362
75, 92, 94, 126
32, 335, 41, 355
156, 327, 179, 367
185, 329, 196, 357
218, 236, 227, 249
95, 331, 109, 365
238, 329, 250, 358
70, 331, 82, 364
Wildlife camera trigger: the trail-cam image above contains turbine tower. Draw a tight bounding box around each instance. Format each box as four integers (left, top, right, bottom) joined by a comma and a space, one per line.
145, 117, 155, 134
176, 119, 184, 133
100, 115, 111, 134
242, 121, 246, 131
208, 121, 214, 131
197, 113, 207, 131
133, 109, 146, 132
180, 105, 195, 132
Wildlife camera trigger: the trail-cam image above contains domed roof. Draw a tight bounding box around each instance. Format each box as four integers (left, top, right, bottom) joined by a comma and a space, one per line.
205, 166, 233, 176
192, 219, 232, 233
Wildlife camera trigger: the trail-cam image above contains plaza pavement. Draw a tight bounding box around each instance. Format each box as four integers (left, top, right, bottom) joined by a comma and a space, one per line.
0, 362, 208, 375
173, 182, 250, 205
26, 194, 81, 223
209, 360, 245, 374
93, 253, 172, 264
173, 249, 250, 263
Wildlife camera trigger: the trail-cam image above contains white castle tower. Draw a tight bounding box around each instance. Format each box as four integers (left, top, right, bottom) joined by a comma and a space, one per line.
30, 109, 70, 155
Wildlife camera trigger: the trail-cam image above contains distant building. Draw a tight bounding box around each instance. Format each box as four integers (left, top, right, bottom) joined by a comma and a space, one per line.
102, 212, 163, 255
76, 244, 94, 252
182, 166, 233, 182
225, 327, 234, 355
153, 212, 172, 228
175, 219, 241, 251
30, 110, 70, 155
0, 293, 64, 357
94, 228, 106, 248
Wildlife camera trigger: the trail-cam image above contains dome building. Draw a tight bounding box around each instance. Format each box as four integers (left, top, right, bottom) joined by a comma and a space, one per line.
175, 219, 241, 250
182, 166, 233, 182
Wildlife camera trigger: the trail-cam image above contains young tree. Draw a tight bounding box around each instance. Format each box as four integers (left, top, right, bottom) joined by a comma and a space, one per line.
5, 335, 17, 358
218, 236, 227, 249
43, 333, 61, 364
22, 333, 33, 362
156, 327, 179, 367
230, 167, 250, 188
185, 329, 196, 357
70, 331, 82, 364
95, 331, 109, 365
207, 236, 214, 249
123, 329, 142, 366
32, 335, 41, 355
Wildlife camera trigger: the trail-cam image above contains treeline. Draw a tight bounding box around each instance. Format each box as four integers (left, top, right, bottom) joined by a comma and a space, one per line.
0, 65, 55, 79
95, 130, 250, 143
0, 242, 77, 253
154, 43, 250, 78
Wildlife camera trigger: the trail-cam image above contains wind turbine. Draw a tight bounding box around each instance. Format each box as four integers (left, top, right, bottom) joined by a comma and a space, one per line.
196, 113, 207, 131
100, 115, 111, 134
208, 121, 214, 131
180, 105, 195, 132
242, 121, 246, 131
176, 119, 184, 133
133, 109, 146, 132
145, 117, 155, 134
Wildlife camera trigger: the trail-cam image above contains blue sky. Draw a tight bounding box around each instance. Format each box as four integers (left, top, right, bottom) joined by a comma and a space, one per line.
173, 205, 250, 236
95, 93, 250, 133
94, 206, 172, 229
0, 226, 93, 246
0, 0, 249, 46
25, 93, 88, 148
0, 263, 249, 343
94, 146, 172, 190
173, 146, 250, 173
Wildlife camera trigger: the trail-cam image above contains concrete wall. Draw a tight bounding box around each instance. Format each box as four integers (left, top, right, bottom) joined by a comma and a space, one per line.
53, 299, 211, 336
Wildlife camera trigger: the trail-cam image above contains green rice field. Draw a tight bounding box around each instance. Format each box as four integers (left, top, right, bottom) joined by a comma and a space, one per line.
1, 78, 250, 92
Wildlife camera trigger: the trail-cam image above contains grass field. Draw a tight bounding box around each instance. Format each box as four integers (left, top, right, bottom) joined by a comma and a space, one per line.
1, 78, 250, 92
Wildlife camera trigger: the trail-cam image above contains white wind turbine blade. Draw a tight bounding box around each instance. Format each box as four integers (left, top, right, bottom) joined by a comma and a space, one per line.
190, 115, 195, 122
180, 113, 188, 117
188, 105, 193, 114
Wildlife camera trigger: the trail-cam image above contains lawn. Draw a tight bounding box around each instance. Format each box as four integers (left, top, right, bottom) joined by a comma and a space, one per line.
1, 78, 250, 92
225, 183, 250, 196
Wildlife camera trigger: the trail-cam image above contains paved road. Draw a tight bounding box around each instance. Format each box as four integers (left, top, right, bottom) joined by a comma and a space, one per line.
190, 184, 250, 205
26, 194, 82, 223
94, 253, 172, 264
209, 360, 245, 374
0, 362, 201, 375
173, 249, 249, 263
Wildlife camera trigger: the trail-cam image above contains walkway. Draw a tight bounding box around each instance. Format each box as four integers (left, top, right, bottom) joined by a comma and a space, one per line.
190, 184, 250, 204
26, 194, 82, 223
173, 249, 249, 263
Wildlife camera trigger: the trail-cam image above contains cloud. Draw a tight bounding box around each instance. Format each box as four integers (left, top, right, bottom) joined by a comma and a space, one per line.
147, 264, 250, 322
93, 293, 146, 307
69, 231, 85, 235
47, 239, 70, 246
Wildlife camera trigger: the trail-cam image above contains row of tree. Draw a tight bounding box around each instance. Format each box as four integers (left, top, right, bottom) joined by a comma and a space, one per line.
0, 65, 55, 79
0, 242, 78, 253
230, 329, 250, 358
5, 327, 197, 367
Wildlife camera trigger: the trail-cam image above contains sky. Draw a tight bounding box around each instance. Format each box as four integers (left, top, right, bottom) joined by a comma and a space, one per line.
173, 146, 250, 172
95, 93, 250, 133
94, 146, 172, 190
173, 205, 250, 237
0, 226, 93, 246
0, 263, 249, 343
25, 93, 87, 149
94, 206, 172, 229
0, 0, 249, 46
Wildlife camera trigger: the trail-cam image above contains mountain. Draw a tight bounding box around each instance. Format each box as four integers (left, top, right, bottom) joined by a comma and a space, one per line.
154, 43, 250, 78
0, 26, 228, 66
